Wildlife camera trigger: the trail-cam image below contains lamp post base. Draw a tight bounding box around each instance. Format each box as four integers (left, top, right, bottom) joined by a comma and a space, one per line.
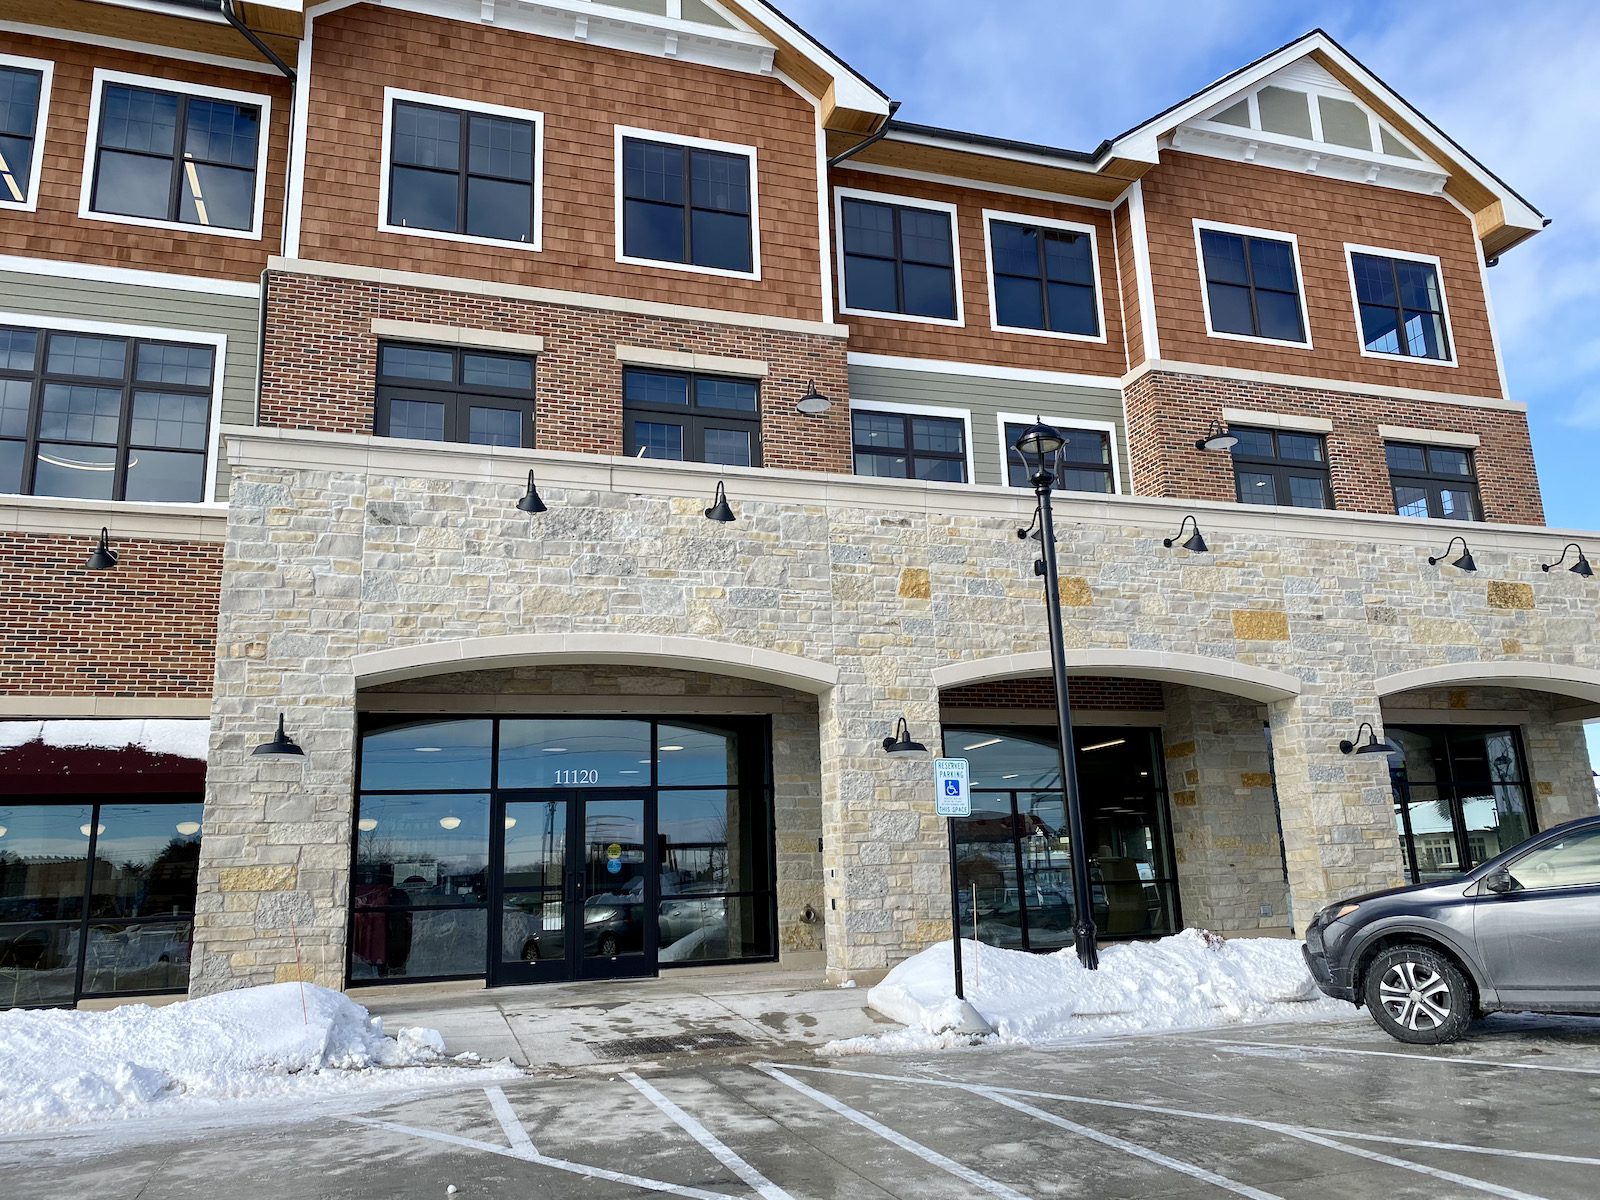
940, 999, 994, 1035
1074, 924, 1100, 970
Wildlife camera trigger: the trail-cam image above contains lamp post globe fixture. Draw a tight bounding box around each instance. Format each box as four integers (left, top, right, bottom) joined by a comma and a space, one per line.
1009, 420, 1099, 970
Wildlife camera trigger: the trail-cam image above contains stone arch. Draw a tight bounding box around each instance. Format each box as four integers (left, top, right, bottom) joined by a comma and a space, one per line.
352, 633, 839, 695
930, 649, 1302, 705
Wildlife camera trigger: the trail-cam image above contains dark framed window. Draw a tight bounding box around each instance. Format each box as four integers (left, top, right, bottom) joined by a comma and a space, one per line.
0, 63, 45, 205
1229, 426, 1332, 509
387, 99, 538, 245
621, 137, 753, 272
1351, 252, 1451, 361
840, 196, 957, 320
90, 82, 260, 231
852, 409, 967, 482
0, 324, 215, 502
989, 219, 1099, 336
1199, 228, 1305, 342
623, 368, 760, 467
1388, 727, 1536, 885
1385, 442, 1480, 521
374, 343, 536, 447
1003, 420, 1113, 493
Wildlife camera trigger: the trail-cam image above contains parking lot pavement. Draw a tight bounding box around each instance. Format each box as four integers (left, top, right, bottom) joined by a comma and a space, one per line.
6, 1012, 1600, 1200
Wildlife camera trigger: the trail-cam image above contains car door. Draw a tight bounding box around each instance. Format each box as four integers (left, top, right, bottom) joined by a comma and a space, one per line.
1472, 825, 1600, 1010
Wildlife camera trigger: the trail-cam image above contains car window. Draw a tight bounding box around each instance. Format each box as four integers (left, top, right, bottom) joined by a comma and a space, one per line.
1506, 827, 1600, 890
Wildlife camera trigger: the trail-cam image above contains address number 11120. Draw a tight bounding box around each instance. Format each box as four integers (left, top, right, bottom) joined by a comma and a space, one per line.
553, 769, 600, 785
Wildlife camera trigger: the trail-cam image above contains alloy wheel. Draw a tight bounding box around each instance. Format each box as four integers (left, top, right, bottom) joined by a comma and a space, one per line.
1378, 958, 1453, 1031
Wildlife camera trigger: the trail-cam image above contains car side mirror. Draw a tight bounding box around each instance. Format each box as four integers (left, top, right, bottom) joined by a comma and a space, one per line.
1484, 868, 1518, 894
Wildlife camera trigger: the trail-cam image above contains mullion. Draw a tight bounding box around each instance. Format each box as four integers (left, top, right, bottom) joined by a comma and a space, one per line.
679, 144, 692, 263
891, 206, 906, 313
1036, 232, 1054, 331
112, 338, 138, 501
1242, 238, 1264, 338
164, 94, 188, 226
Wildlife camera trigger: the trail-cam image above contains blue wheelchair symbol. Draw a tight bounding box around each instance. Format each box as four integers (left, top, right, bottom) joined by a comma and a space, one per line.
943, 779, 961, 796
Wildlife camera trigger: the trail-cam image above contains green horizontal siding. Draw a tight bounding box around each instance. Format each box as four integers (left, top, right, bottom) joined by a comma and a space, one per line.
847, 363, 1130, 492
0, 270, 258, 502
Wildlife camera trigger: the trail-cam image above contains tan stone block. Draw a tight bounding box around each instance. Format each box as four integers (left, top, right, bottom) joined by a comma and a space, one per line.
1536, 781, 1553, 796
912, 920, 948, 945
1409, 617, 1476, 645
1173, 790, 1197, 807
1501, 638, 1523, 654
1487, 582, 1536, 610
1232, 610, 1289, 640
1241, 772, 1274, 788
1214, 836, 1243, 849
276, 964, 316, 983
1058, 576, 1093, 607
1184, 769, 1199, 785
1165, 740, 1197, 760
897, 568, 931, 599
1449, 690, 1469, 709
219, 865, 296, 892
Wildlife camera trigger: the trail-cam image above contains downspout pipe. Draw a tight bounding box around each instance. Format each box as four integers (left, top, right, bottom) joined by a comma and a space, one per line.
218, 0, 297, 80
826, 100, 901, 169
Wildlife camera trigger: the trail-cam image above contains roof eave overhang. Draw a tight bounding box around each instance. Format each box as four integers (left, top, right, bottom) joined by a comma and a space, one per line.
721, 0, 889, 133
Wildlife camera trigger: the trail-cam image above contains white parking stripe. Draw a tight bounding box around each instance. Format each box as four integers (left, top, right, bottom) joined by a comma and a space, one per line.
485, 1086, 538, 1157
1301, 1127, 1600, 1167
1198, 1038, 1600, 1076
622, 1072, 796, 1200
973, 1087, 1285, 1200
754, 1064, 1033, 1200
343, 1114, 739, 1200
776, 1065, 1554, 1200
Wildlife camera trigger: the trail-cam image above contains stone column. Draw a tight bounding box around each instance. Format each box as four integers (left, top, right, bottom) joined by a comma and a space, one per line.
1266, 694, 1407, 935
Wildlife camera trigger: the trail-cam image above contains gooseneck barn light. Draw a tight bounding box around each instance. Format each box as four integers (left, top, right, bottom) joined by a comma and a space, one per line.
252, 713, 305, 758
1194, 420, 1239, 452
703, 480, 736, 523
1340, 722, 1390, 755
880, 716, 927, 757
1010, 419, 1099, 970
1163, 514, 1209, 554
796, 380, 832, 416
515, 469, 548, 514
1428, 536, 1476, 572
1542, 543, 1594, 577
85, 527, 119, 571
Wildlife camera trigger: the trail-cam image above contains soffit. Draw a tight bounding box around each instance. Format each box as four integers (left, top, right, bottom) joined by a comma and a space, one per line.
6, 0, 303, 63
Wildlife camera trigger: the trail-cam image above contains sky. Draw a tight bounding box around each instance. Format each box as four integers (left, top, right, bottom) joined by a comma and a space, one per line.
778, 0, 1600, 780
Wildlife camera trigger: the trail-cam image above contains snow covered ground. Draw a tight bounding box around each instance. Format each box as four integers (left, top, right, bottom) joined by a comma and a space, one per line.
0, 983, 521, 1133
829, 930, 1357, 1054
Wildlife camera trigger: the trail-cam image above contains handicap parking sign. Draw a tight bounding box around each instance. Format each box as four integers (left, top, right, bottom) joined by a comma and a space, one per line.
934, 758, 970, 817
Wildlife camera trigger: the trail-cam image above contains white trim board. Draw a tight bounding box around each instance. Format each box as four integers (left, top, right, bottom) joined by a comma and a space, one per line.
0, 21, 286, 75
1126, 181, 1160, 362
77, 69, 273, 241
981, 208, 1108, 345
371, 319, 545, 355
1376, 425, 1480, 448
848, 398, 976, 486
995, 410, 1123, 496
613, 124, 762, 281
1342, 242, 1458, 369
832, 160, 1116, 211
1223, 407, 1333, 434
376, 87, 546, 254
847, 351, 1120, 391
832, 184, 965, 327
1192, 218, 1313, 350
1122, 359, 1526, 414
0, 310, 228, 507
0, 253, 260, 297
616, 345, 769, 377
0, 53, 54, 213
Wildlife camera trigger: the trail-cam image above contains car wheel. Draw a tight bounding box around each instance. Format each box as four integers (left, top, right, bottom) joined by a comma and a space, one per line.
598, 934, 619, 957
1363, 944, 1472, 1044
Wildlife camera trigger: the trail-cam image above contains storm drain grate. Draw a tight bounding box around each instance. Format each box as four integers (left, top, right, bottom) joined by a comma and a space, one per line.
590, 1032, 752, 1060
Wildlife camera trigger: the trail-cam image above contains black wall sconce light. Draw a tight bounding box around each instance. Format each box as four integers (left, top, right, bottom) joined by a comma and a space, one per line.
881, 716, 927, 757
1542, 543, 1594, 577
1340, 722, 1390, 755
85, 527, 118, 570
252, 713, 305, 758
796, 380, 832, 416
1195, 421, 1239, 452
703, 480, 736, 523
515, 469, 547, 514
1428, 536, 1476, 572
1163, 514, 1209, 553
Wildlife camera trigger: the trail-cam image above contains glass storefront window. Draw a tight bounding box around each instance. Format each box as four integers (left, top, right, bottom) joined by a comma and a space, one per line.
498, 719, 651, 788
89, 803, 202, 918
657, 787, 772, 962
1388, 726, 1537, 884
353, 794, 489, 905
657, 723, 738, 787
359, 719, 493, 790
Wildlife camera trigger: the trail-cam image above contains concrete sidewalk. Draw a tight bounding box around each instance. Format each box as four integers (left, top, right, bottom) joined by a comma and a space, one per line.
351, 961, 897, 1068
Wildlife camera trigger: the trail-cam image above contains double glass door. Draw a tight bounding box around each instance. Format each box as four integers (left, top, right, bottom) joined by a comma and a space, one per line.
494, 792, 656, 985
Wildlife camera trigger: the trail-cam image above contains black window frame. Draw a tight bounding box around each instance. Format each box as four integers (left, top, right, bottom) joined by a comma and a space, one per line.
621, 367, 762, 467
373, 342, 537, 448
850, 408, 968, 482
1198, 226, 1307, 344
1385, 441, 1482, 522
385, 98, 540, 246
1002, 420, 1115, 494
88, 80, 262, 232
620, 135, 755, 274
0, 61, 46, 207
987, 217, 1100, 338
839, 195, 959, 321
0, 324, 217, 503
1229, 426, 1334, 510
1350, 251, 1452, 362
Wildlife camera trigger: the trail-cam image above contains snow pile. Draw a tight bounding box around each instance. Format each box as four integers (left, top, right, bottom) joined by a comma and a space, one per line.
0, 983, 517, 1131
830, 930, 1352, 1054
0, 718, 210, 760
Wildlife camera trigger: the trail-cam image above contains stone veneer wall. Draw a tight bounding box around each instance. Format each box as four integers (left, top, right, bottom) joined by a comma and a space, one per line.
362, 664, 824, 956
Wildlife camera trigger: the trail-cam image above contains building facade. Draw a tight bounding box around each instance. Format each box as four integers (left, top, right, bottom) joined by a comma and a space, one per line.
1, 1, 1595, 1007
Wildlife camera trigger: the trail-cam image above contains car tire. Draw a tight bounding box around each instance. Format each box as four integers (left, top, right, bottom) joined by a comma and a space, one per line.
1363, 944, 1472, 1044
598, 934, 618, 957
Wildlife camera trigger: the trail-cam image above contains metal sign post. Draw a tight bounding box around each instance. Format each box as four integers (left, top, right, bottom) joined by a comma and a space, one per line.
935, 758, 971, 999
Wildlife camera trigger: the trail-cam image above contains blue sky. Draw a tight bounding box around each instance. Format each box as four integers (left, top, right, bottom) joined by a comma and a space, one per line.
780, 0, 1600, 779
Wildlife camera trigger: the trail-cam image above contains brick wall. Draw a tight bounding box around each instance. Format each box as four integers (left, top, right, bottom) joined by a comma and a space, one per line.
940, 676, 1165, 711
0, 534, 221, 696
1124, 369, 1543, 525
260, 269, 853, 472
0, 30, 290, 283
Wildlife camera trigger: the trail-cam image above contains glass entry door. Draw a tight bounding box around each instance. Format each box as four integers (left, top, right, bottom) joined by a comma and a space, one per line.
492, 792, 656, 985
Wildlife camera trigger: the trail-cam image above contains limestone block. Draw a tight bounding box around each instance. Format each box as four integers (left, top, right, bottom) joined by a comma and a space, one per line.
219, 865, 296, 892
1487, 582, 1536, 610
1232, 610, 1289, 640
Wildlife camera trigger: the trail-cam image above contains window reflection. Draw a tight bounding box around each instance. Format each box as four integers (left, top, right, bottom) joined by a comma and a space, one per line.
498, 719, 651, 788
1389, 726, 1536, 883
360, 719, 492, 790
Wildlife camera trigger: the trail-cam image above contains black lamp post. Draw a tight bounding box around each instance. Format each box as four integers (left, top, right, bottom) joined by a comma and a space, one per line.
1011, 419, 1099, 970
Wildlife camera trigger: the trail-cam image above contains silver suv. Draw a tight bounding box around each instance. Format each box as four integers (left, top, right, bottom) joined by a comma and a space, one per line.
1303, 815, 1600, 1043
